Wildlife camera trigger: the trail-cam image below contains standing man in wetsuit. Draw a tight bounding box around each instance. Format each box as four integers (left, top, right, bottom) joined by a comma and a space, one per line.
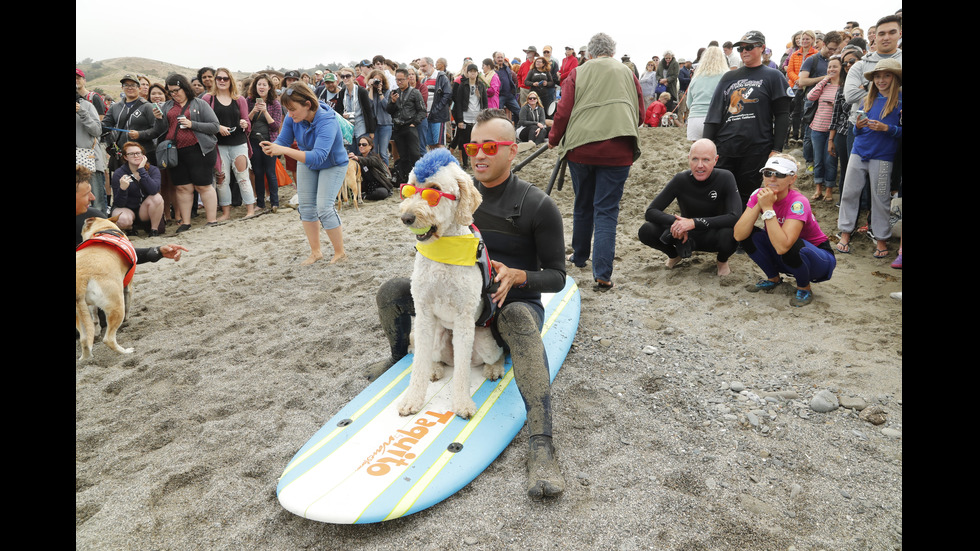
364, 109, 567, 499
637, 139, 741, 276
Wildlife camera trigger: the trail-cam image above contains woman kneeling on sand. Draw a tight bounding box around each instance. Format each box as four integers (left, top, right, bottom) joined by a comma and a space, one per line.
734, 155, 836, 307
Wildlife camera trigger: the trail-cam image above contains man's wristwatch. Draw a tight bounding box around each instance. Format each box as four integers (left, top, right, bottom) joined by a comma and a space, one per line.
761, 209, 777, 221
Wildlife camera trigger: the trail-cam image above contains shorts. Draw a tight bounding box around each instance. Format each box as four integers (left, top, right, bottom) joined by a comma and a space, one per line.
169, 146, 217, 187
421, 120, 446, 147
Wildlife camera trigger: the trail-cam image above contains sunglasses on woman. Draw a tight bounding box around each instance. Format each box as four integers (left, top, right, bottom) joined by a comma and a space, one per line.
761, 169, 794, 179
463, 141, 514, 157
400, 184, 457, 206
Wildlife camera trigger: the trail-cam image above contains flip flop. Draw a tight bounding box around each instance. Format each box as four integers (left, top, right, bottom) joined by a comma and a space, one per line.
873, 248, 889, 259
835, 241, 850, 254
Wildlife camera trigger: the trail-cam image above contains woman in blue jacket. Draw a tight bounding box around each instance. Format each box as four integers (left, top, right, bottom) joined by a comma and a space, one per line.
261, 83, 348, 265
835, 59, 902, 259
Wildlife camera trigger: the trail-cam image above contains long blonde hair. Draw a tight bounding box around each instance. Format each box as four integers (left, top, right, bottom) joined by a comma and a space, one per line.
864, 70, 901, 119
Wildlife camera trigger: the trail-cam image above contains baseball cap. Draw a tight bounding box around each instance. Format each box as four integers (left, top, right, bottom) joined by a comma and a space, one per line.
734, 31, 766, 46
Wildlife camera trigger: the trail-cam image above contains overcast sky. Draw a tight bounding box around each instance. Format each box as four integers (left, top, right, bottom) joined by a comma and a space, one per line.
76, 1, 897, 73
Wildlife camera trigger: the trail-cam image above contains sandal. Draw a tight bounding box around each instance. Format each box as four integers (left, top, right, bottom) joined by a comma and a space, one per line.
835, 240, 850, 254
873, 248, 889, 259
593, 279, 614, 291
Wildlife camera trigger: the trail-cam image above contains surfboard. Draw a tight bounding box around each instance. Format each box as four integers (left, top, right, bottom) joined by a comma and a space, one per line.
276, 276, 580, 524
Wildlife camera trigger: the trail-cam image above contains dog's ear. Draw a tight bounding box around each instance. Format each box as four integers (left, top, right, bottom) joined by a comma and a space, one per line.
108, 215, 120, 224
82, 217, 98, 233
453, 171, 483, 227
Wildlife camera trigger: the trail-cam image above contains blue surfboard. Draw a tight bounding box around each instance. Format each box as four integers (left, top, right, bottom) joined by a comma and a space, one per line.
276, 276, 580, 523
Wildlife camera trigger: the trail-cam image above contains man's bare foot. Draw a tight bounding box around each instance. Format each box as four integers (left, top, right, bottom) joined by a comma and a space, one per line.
330, 253, 348, 264
301, 252, 324, 265
665, 257, 681, 269
717, 261, 731, 276
216, 214, 231, 222
527, 435, 565, 499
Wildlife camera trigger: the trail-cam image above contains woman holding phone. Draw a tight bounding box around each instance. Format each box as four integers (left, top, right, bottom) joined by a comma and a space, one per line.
203, 67, 256, 220
835, 59, 902, 259
247, 74, 283, 212
261, 83, 348, 265
152, 74, 220, 232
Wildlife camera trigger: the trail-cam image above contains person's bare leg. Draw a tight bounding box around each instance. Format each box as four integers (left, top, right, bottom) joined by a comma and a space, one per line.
325, 226, 346, 263
717, 260, 731, 276
195, 185, 218, 223
301, 221, 324, 265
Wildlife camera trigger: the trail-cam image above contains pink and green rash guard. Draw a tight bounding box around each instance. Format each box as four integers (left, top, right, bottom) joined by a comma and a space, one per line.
747, 188, 828, 247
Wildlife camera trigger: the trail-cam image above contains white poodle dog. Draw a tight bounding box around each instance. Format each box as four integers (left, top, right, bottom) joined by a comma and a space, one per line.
397, 149, 504, 419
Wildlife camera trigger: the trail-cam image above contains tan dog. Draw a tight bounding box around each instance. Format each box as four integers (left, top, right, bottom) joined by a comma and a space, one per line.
337, 160, 362, 210
76, 216, 137, 361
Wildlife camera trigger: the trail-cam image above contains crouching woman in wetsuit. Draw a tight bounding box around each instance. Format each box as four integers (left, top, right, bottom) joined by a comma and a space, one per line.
734, 155, 836, 307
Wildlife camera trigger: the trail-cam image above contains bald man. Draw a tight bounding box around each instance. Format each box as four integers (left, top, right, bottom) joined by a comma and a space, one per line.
637, 139, 741, 276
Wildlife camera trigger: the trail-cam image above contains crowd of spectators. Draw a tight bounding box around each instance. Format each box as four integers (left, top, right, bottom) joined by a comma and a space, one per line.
76, 12, 901, 276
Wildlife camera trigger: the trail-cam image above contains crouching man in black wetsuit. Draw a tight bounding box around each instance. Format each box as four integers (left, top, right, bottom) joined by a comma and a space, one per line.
363, 109, 568, 499
637, 139, 741, 276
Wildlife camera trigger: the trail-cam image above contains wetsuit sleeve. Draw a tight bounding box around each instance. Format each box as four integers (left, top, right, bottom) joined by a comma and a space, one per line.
136, 247, 163, 264
644, 176, 681, 227
527, 194, 566, 293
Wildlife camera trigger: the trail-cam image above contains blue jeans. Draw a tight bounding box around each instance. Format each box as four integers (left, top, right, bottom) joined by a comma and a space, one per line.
809, 129, 836, 187
296, 162, 345, 230
567, 161, 630, 282
374, 124, 392, 167
746, 230, 836, 288
501, 94, 520, 124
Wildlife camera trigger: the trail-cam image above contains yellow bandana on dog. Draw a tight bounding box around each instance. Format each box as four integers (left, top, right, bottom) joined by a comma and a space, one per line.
415, 233, 480, 266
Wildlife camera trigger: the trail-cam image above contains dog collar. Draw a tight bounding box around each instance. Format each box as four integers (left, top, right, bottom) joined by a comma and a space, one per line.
415, 232, 480, 266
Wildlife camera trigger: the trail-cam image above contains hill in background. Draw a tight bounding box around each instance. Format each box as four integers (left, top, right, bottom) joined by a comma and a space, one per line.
75, 57, 353, 99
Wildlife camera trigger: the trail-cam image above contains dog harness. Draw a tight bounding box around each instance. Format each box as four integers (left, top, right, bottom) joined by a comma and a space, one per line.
414, 224, 498, 327
75, 229, 138, 287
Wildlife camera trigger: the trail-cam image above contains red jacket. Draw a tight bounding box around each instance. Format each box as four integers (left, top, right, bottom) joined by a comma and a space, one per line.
644, 101, 667, 127
559, 55, 579, 83
517, 61, 532, 90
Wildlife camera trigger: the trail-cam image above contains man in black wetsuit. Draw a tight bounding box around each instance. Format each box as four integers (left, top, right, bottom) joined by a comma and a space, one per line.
364, 109, 567, 499
637, 139, 741, 276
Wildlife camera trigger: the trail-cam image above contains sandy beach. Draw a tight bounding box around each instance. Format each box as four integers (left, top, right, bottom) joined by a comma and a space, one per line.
76, 126, 902, 550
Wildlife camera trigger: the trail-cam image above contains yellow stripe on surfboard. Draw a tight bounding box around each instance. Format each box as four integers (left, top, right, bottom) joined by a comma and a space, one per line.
378, 281, 578, 521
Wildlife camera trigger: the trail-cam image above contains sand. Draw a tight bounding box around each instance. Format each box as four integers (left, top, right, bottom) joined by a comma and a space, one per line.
76, 127, 902, 550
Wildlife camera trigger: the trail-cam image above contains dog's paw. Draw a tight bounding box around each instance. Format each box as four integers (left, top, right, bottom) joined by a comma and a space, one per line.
452, 397, 477, 420
483, 361, 504, 381
430, 363, 445, 381
120, 347, 134, 354
398, 397, 423, 417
